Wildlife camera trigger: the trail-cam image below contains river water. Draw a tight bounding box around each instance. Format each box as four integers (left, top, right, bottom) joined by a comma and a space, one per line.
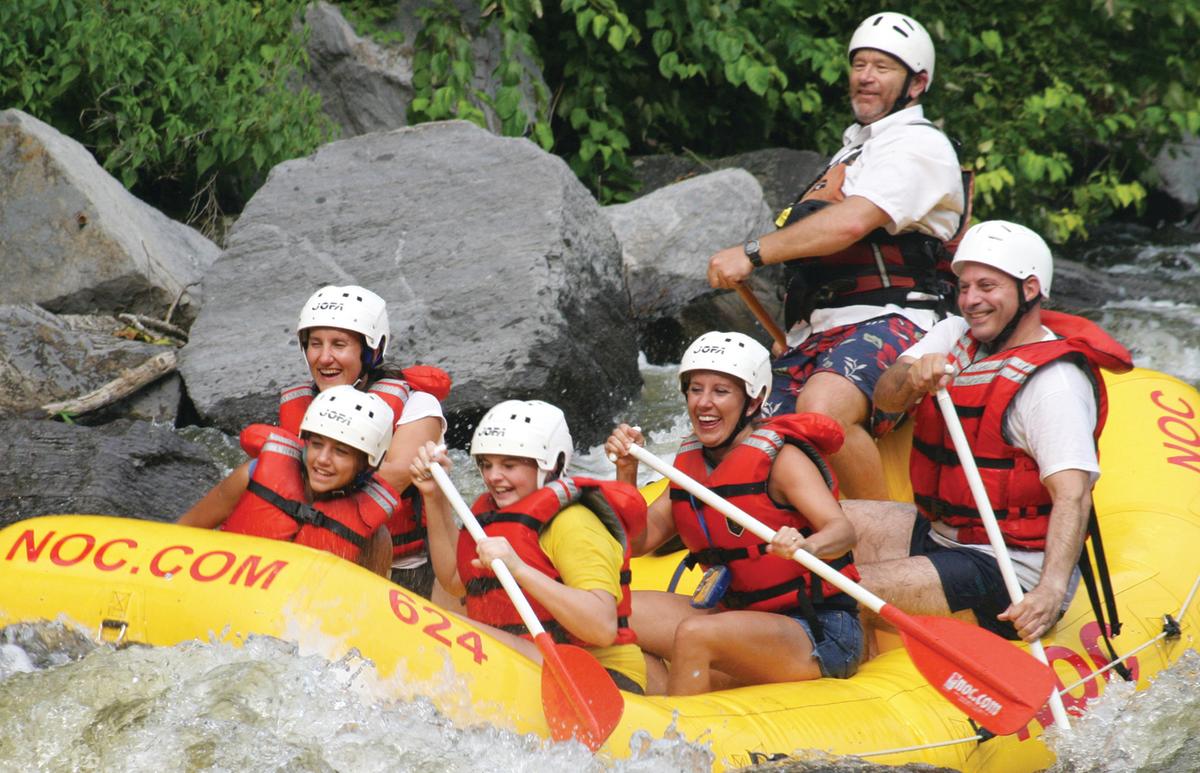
1, 229, 1197, 772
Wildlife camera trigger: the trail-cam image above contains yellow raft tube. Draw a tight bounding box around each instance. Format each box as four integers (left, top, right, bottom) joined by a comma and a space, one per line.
1, 368, 1198, 770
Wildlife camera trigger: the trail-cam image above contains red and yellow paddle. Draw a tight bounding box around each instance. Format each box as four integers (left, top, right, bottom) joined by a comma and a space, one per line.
429, 462, 624, 750
627, 443, 1056, 735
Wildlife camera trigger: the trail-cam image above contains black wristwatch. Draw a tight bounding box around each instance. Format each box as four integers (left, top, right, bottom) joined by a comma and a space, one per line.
744, 239, 764, 268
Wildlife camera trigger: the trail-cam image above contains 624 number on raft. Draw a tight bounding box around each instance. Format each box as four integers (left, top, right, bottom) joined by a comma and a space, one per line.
388, 589, 488, 665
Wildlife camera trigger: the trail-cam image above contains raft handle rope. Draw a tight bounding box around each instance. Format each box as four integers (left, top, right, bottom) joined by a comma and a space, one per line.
851, 570, 1198, 760
1059, 569, 1199, 695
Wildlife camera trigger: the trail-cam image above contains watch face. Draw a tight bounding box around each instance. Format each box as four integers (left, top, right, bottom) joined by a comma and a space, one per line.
746, 240, 760, 254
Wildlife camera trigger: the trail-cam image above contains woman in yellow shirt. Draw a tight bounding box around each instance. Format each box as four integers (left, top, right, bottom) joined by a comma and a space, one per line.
410, 400, 647, 693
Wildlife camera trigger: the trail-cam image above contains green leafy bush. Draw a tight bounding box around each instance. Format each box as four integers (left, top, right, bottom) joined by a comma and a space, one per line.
347, 0, 1200, 239
5, 0, 1197, 242
0, 0, 333, 232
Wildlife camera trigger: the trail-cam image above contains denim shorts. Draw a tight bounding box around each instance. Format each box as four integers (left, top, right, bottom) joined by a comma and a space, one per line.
765, 314, 924, 438
789, 608, 864, 679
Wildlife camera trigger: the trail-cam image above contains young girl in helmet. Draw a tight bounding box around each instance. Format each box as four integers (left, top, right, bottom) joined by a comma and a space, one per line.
409, 400, 649, 694
284, 285, 451, 598
179, 385, 400, 575
605, 332, 863, 694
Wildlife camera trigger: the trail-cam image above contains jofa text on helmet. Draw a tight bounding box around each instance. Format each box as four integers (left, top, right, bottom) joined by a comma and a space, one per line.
694, 345, 726, 355
310, 302, 345, 311
316, 408, 351, 425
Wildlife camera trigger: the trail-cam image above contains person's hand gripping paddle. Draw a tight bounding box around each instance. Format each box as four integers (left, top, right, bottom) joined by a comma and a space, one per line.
625, 442, 1056, 735
935, 387, 1073, 731
428, 460, 624, 750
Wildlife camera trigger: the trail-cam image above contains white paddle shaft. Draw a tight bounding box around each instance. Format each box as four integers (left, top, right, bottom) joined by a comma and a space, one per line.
935, 388, 1072, 730
626, 443, 889, 615
430, 463, 547, 638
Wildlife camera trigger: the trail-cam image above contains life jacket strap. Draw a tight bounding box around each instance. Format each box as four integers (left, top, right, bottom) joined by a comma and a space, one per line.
912, 437, 1015, 469
245, 479, 368, 550
914, 493, 1052, 522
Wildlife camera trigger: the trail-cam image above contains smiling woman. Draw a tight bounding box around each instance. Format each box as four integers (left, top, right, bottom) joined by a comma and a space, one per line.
605, 332, 863, 695
279, 285, 452, 600
177, 386, 399, 576
409, 400, 651, 695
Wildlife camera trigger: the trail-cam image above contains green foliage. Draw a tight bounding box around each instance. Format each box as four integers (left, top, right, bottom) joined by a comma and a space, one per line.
351, 0, 1200, 240
942, 1, 1200, 239
4, 0, 1197, 241
0, 0, 333, 230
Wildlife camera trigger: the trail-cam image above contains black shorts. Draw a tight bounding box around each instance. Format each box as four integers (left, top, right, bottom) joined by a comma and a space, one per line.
909, 518, 1019, 640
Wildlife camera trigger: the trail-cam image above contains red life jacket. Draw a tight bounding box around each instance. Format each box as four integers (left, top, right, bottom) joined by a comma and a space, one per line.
669, 413, 860, 616
910, 311, 1134, 549
222, 425, 401, 561
774, 121, 973, 329
457, 477, 647, 647
278, 369, 449, 561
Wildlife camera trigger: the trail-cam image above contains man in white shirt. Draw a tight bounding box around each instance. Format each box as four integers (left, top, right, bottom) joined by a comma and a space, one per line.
707, 12, 965, 499
847, 221, 1132, 642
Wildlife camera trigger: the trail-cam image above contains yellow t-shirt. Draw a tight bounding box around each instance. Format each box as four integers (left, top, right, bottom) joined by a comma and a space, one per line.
538, 503, 647, 691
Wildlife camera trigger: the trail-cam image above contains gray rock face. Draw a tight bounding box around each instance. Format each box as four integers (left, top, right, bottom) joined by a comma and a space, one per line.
302, 2, 414, 137
1153, 133, 1200, 226
0, 419, 223, 525
0, 110, 219, 325
300, 1, 547, 140
630, 148, 826, 213
605, 168, 783, 361
0, 305, 179, 422
179, 120, 640, 444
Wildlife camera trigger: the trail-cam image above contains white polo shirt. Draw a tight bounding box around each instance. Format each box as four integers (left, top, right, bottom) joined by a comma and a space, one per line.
788, 105, 964, 345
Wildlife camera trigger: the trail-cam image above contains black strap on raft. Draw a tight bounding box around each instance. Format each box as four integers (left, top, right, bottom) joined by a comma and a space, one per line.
967, 719, 997, 744
246, 479, 369, 550
1077, 506, 1132, 680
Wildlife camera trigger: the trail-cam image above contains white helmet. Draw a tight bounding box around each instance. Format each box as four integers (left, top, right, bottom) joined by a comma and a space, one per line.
297, 285, 390, 365
300, 385, 395, 467
471, 400, 573, 487
848, 12, 935, 91
679, 332, 772, 401
952, 220, 1053, 298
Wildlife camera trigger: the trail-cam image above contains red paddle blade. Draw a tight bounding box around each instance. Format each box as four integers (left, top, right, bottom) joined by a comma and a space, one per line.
881, 606, 1057, 735
535, 635, 625, 750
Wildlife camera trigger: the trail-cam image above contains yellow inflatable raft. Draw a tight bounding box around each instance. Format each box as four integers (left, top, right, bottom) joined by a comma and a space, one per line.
1, 367, 1197, 771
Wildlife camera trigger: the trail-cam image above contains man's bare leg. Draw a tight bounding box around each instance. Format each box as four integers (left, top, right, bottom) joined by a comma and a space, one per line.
795, 373, 889, 500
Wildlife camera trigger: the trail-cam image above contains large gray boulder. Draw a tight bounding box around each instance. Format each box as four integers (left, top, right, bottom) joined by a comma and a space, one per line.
605, 168, 782, 361
0, 304, 180, 423
630, 148, 826, 213
0, 110, 219, 325
179, 120, 640, 444
301, 2, 414, 137
300, 1, 547, 140
1153, 133, 1200, 228
0, 419, 223, 525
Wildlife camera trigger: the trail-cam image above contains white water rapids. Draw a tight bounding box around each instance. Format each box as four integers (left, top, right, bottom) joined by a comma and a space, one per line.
1, 229, 1197, 772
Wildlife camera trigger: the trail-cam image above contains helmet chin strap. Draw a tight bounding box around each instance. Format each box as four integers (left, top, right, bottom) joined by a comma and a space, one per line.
888, 70, 916, 115
981, 277, 1039, 355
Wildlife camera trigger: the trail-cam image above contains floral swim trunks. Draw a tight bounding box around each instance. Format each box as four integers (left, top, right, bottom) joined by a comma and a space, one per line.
762, 314, 924, 438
